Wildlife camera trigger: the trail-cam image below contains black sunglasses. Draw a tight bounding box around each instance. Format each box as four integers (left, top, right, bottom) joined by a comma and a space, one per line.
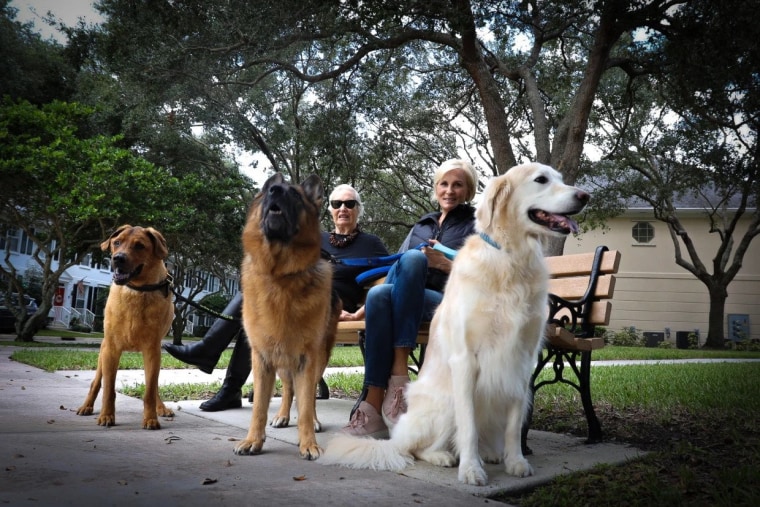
330, 199, 358, 209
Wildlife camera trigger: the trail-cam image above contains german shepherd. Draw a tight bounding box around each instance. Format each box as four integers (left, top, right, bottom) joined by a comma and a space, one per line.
233, 173, 340, 460
76, 225, 175, 429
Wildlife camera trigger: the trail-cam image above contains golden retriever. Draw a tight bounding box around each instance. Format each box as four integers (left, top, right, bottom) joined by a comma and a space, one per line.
76, 225, 175, 429
322, 163, 590, 485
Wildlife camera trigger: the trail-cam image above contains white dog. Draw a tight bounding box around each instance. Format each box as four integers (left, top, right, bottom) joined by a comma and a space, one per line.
321, 163, 590, 486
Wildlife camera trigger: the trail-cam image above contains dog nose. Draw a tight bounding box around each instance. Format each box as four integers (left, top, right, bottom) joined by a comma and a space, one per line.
113, 253, 126, 266
576, 190, 590, 204
268, 184, 285, 196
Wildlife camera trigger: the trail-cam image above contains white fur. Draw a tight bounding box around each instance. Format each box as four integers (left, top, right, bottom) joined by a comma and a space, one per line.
321, 163, 589, 486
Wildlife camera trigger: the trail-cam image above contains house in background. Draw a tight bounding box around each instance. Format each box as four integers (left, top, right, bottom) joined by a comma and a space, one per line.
0, 227, 236, 334
565, 198, 759, 345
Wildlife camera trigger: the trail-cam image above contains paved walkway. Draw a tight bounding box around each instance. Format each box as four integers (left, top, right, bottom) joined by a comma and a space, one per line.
0, 337, 656, 506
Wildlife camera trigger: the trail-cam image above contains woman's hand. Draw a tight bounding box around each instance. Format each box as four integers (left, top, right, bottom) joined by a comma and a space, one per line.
423, 240, 453, 273
339, 305, 365, 321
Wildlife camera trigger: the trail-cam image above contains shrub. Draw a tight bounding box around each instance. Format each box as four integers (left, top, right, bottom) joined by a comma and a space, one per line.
609, 326, 642, 347
734, 339, 760, 352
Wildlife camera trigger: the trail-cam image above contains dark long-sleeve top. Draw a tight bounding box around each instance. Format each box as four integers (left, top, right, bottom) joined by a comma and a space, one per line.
321, 230, 389, 312
398, 203, 476, 292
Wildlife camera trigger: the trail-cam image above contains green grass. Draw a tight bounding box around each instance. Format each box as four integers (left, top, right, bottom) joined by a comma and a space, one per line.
536, 362, 760, 414
592, 345, 755, 361
34, 328, 105, 339
8, 343, 365, 373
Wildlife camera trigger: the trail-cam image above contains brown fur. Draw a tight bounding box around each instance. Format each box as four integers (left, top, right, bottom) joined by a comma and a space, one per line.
233, 173, 340, 460
76, 225, 175, 429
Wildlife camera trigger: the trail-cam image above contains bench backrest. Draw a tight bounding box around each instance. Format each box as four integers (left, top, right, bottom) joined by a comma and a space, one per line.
546, 246, 621, 338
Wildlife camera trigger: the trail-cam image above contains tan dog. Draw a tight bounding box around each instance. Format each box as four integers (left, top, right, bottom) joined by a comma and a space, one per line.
76, 225, 175, 429
322, 163, 590, 485
233, 173, 340, 460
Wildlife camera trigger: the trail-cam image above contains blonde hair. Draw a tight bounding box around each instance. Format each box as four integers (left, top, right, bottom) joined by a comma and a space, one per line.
433, 158, 479, 202
328, 184, 364, 219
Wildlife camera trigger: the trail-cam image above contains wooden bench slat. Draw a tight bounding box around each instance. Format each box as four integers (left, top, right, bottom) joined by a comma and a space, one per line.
545, 250, 621, 277
336, 321, 429, 345
546, 324, 605, 350
548, 274, 616, 300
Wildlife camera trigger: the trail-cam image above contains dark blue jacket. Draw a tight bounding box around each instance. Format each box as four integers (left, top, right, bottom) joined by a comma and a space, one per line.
399, 204, 476, 291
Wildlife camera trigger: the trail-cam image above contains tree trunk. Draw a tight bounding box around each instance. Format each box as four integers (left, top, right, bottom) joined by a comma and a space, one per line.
703, 284, 728, 349
452, 0, 517, 174
171, 312, 185, 344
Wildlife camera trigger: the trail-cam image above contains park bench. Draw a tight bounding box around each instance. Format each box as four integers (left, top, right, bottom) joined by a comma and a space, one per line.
322, 245, 621, 449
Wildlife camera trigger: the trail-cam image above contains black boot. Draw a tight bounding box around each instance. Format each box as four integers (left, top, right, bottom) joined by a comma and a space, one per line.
163, 293, 243, 373
200, 335, 252, 412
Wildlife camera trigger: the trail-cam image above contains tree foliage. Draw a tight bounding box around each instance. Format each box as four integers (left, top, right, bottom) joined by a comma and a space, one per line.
0, 0, 75, 104
0, 98, 181, 340
89, 0, 689, 253
586, 0, 759, 347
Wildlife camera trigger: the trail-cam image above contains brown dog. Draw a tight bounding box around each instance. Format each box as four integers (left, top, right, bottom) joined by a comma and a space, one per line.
76, 225, 175, 429
233, 173, 340, 460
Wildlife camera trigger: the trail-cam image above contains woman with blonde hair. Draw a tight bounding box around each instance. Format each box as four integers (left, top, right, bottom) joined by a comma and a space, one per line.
343, 158, 479, 437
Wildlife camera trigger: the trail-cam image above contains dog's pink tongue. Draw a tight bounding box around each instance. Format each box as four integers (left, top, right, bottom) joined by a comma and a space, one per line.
553, 214, 580, 233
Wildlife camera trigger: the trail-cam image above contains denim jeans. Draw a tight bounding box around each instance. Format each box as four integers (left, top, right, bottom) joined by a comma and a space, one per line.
362, 249, 443, 389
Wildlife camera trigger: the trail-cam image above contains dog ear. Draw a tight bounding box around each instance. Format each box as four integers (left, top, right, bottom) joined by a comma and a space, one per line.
301, 174, 325, 207
101, 224, 130, 252
476, 176, 510, 231
144, 227, 169, 260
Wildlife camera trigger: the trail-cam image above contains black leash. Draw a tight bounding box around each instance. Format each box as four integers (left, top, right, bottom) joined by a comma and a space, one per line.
126, 274, 236, 321
170, 280, 238, 322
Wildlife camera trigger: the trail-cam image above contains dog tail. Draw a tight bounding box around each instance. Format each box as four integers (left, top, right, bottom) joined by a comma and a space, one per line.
321, 434, 413, 471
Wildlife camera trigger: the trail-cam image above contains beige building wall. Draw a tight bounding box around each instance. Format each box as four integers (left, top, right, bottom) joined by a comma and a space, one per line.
562, 210, 760, 344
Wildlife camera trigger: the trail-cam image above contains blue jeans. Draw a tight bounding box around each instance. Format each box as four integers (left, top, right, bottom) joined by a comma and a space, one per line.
362, 249, 443, 389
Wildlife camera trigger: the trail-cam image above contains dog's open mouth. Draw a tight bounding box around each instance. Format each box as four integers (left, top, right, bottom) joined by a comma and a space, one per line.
529, 209, 580, 235
267, 203, 283, 217
113, 264, 143, 285
262, 201, 298, 242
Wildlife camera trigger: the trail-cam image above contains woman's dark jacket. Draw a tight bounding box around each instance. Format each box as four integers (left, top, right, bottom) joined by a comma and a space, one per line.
398, 203, 476, 292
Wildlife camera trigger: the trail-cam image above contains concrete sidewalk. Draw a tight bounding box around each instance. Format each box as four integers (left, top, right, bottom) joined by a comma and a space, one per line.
0, 344, 643, 506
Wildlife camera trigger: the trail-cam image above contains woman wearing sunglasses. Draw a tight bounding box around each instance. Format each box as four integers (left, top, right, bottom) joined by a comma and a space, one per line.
342, 159, 479, 437
323, 184, 389, 322
163, 183, 388, 411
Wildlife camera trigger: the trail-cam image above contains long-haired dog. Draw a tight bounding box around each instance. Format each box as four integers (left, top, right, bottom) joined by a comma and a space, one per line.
233, 173, 341, 460
322, 163, 589, 485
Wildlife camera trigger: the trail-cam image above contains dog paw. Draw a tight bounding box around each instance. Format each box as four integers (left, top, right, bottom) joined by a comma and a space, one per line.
142, 417, 161, 430
504, 457, 533, 477
270, 416, 290, 428
234, 440, 264, 455
314, 419, 322, 433
96, 414, 115, 427
76, 406, 93, 416
458, 461, 488, 486
157, 407, 174, 418
299, 442, 323, 461
419, 450, 457, 467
